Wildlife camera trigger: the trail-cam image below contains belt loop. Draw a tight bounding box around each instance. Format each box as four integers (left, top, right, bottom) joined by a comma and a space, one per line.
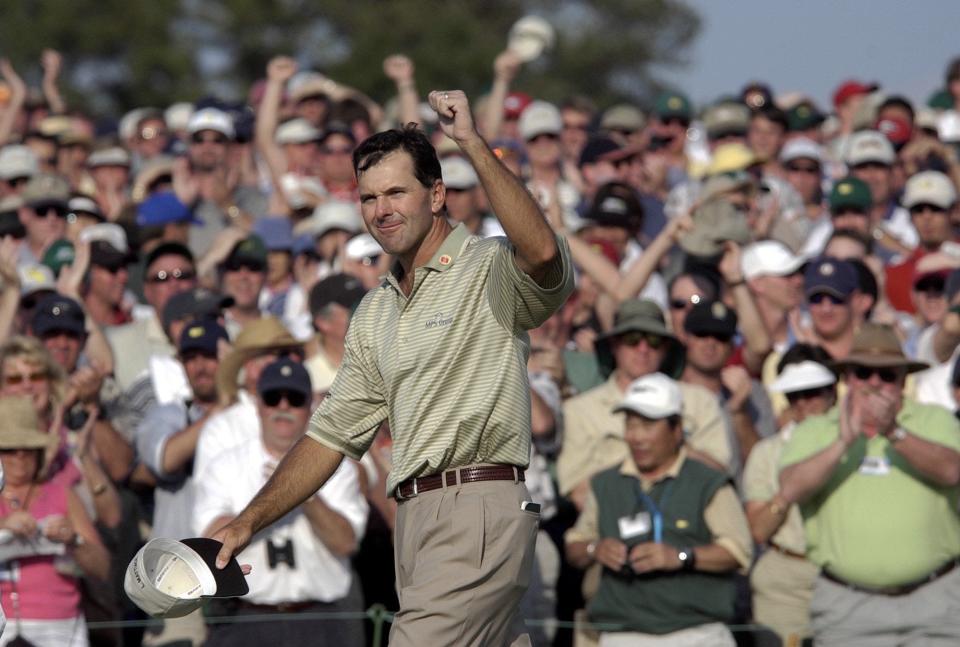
512, 466, 519, 483
454, 467, 462, 487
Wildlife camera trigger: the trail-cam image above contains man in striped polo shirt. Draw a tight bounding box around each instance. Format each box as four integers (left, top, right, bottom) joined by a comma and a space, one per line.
213, 89, 574, 646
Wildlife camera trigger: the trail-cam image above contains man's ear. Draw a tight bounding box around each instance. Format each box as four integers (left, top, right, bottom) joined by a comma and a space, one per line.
431, 179, 446, 216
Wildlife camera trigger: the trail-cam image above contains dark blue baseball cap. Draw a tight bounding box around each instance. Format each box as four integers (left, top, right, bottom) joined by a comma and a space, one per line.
137, 191, 202, 227
31, 294, 86, 337
253, 217, 294, 252
178, 319, 229, 355
256, 357, 311, 398
804, 257, 859, 299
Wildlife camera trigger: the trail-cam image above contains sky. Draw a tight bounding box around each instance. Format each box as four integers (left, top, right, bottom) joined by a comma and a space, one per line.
656, 0, 960, 111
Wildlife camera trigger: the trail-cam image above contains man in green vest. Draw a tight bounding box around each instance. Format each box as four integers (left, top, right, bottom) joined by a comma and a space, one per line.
565, 372, 752, 646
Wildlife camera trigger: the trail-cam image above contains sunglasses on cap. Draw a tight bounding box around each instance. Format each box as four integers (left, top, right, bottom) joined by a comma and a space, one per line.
146, 267, 196, 284
617, 331, 665, 349
191, 133, 228, 145
851, 365, 902, 383
261, 389, 308, 408
785, 386, 832, 403
808, 292, 848, 306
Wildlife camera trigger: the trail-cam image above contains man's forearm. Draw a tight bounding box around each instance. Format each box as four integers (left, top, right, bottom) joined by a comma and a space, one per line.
779, 439, 848, 504
459, 137, 558, 280
891, 433, 960, 486
237, 436, 345, 536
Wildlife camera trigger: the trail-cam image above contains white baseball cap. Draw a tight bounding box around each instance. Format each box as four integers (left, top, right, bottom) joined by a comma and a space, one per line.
293, 200, 362, 239
518, 101, 562, 141
845, 130, 895, 166
902, 170, 957, 210
345, 233, 383, 261
18, 263, 56, 297
187, 108, 235, 140
613, 373, 683, 419
0, 145, 38, 180
124, 537, 248, 618
79, 222, 129, 253
507, 15, 555, 62
441, 156, 479, 190
275, 118, 321, 145
769, 361, 836, 394
741, 240, 805, 280
779, 137, 823, 165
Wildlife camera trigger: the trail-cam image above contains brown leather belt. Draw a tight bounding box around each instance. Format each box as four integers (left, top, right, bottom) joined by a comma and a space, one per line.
770, 542, 806, 560
238, 600, 320, 613
395, 464, 524, 501
822, 559, 959, 596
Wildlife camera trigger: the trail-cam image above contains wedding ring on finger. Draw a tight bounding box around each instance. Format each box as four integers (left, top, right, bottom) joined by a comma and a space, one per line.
443, 92, 449, 100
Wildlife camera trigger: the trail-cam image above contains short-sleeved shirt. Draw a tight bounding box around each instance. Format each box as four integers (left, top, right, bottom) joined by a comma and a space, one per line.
308, 224, 574, 494
564, 450, 753, 572
557, 376, 734, 496
779, 398, 960, 588
742, 424, 806, 555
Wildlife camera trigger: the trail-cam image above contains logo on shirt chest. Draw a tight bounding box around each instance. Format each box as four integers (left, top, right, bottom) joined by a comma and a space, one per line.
425, 311, 455, 329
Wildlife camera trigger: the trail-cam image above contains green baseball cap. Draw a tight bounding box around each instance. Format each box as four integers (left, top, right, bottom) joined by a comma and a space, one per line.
223, 235, 267, 270
787, 102, 825, 132
829, 176, 872, 213
41, 239, 75, 277
653, 92, 692, 121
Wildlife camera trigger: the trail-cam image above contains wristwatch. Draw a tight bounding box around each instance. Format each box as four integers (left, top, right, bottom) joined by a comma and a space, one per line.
677, 547, 696, 571
889, 427, 908, 443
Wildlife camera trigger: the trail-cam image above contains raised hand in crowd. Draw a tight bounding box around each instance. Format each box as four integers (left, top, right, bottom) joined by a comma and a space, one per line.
40, 48, 66, 114
0, 58, 26, 147
383, 54, 420, 126
481, 49, 523, 139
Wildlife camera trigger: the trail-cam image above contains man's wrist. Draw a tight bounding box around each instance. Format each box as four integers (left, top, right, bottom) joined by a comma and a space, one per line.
887, 427, 908, 444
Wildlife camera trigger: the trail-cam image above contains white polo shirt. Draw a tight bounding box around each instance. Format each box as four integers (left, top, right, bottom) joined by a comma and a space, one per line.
192, 439, 368, 604
194, 391, 259, 479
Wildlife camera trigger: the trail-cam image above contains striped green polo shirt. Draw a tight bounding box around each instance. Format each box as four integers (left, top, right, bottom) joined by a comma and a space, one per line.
308, 223, 574, 494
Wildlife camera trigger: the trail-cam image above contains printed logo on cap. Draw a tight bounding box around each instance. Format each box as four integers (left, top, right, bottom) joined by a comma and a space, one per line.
188, 326, 203, 338
668, 97, 682, 109
838, 182, 853, 195
819, 262, 834, 276
711, 302, 727, 319
280, 365, 292, 377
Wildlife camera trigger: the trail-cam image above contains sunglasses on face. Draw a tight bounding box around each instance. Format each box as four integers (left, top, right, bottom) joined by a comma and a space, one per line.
147, 268, 196, 284
261, 389, 308, 408
33, 204, 68, 219
670, 295, 703, 310
808, 292, 848, 306
785, 386, 831, 403
914, 276, 946, 296
3, 371, 47, 386
5, 176, 29, 188
851, 365, 902, 383
618, 331, 664, 349
191, 133, 228, 145
909, 203, 947, 216
224, 260, 265, 273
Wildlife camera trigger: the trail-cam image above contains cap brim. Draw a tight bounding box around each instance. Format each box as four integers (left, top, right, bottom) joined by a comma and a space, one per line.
612, 403, 678, 419
180, 538, 249, 598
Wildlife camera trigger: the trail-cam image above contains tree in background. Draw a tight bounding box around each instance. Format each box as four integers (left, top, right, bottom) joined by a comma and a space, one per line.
0, 0, 699, 117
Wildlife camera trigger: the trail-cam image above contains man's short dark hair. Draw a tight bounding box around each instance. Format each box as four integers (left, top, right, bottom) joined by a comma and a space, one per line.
879, 95, 915, 122
353, 124, 441, 188
777, 342, 832, 374
751, 105, 788, 131
946, 57, 960, 85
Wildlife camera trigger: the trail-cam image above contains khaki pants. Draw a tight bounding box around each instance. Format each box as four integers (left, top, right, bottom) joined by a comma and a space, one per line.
750, 549, 817, 641
598, 622, 735, 646
810, 568, 960, 646
389, 478, 539, 647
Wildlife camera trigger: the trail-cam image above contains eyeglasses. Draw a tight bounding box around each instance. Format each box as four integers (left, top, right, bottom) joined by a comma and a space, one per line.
321, 146, 353, 156
690, 331, 733, 343
224, 260, 265, 273
670, 295, 703, 310
33, 204, 68, 219
786, 163, 820, 174
3, 371, 47, 386
851, 366, 902, 383
786, 386, 831, 403
909, 204, 947, 216
191, 133, 228, 145
618, 331, 664, 349
146, 268, 196, 284
808, 292, 848, 306
261, 389, 308, 408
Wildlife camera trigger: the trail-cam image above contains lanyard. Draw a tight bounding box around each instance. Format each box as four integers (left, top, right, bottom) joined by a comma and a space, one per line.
634, 480, 674, 543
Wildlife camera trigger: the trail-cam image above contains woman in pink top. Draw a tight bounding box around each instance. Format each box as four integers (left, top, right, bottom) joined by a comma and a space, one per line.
0, 396, 108, 647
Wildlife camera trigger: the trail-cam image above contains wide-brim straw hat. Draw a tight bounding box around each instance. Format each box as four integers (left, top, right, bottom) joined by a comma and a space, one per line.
215, 317, 303, 401
0, 396, 58, 474
829, 323, 928, 374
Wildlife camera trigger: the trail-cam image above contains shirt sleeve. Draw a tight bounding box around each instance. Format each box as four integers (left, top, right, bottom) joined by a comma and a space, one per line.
135, 403, 188, 483
314, 460, 369, 543
682, 385, 735, 475
564, 485, 600, 545
742, 436, 779, 502
703, 484, 754, 572
779, 410, 840, 469
486, 234, 574, 331
307, 312, 388, 460
192, 452, 237, 536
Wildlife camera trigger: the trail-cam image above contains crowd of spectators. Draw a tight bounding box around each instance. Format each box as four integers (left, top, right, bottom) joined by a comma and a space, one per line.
0, 39, 959, 647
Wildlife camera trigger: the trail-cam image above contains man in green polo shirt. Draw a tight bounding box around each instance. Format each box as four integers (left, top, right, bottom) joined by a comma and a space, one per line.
211, 89, 573, 646
779, 323, 960, 646
565, 372, 752, 646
